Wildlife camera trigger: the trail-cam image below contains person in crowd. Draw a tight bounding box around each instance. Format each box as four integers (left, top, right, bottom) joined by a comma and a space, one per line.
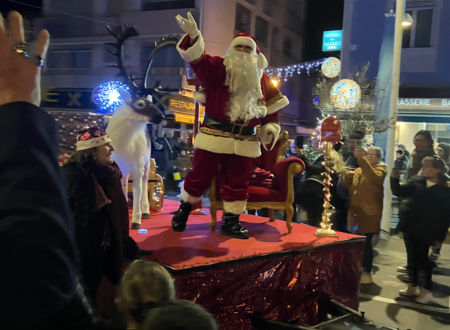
396, 144, 410, 159
406, 130, 435, 179
436, 142, 450, 174
64, 127, 152, 304
298, 143, 346, 228
172, 12, 289, 239
116, 260, 176, 329
0, 10, 95, 329
342, 137, 360, 169
394, 149, 407, 171
397, 130, 435, 279
345, 147, 387, 284
139, 299, 218, 330
391, 156, 450, 304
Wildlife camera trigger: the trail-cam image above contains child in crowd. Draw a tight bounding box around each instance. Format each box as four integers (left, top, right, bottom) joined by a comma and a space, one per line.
116, 260, 176, 328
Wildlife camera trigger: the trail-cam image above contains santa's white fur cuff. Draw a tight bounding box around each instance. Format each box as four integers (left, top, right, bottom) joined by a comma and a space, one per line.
223, 200, 247, 214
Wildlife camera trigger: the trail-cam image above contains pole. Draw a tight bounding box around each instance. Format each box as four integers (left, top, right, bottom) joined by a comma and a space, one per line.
379, 0, 404, 236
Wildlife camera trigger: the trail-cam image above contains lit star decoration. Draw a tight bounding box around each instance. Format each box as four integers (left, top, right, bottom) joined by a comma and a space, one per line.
92, 81, 130, 114
265, 59, 325, 82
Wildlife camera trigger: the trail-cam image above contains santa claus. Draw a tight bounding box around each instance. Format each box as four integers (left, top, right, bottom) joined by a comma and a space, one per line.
172, 12, 289, 239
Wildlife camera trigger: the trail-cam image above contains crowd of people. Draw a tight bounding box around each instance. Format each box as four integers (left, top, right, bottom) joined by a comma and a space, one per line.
290, 130, 450, 302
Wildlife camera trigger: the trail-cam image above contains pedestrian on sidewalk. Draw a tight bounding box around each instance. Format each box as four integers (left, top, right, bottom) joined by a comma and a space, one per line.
345, 147, 387, 284
391, 156, 450, 304
396, 130, 436, 280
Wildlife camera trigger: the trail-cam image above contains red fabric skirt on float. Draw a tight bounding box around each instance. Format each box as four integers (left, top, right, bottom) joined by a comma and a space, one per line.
130, 199, 364, 329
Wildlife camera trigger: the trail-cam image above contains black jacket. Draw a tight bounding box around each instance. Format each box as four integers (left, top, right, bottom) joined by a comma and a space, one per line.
0, 102, 89, 328
391, 176, 450, 243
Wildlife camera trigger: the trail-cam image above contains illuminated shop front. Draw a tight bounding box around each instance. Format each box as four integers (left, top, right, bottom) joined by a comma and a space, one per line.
396, 97, 450, 151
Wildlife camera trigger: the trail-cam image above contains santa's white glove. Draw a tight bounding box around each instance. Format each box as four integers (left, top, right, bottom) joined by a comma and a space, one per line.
175, 12, 200, 39
259, 123, 281, 151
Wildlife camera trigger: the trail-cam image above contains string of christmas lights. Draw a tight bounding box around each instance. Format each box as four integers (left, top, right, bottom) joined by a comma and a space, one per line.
265, 59, 325, 82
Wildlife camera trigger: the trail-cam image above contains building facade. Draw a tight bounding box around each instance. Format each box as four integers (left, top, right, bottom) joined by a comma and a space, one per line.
35, 0, 306, 136
341, 0, 450, 152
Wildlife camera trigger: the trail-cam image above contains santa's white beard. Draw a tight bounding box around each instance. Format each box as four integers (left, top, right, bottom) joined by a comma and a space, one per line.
223, 50, 266, 122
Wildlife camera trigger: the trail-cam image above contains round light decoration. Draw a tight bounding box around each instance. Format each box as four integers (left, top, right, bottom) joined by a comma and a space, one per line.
330, 79, 361, 110
321, 57, 341, 78
92, 81, 130, 114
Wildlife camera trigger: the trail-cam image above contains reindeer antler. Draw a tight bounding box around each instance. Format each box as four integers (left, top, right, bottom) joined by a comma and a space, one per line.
106, 25, 143, 97
106, 25, 181, 112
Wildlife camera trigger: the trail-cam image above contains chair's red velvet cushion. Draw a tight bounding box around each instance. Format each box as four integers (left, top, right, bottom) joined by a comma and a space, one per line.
247, 186, 284, 202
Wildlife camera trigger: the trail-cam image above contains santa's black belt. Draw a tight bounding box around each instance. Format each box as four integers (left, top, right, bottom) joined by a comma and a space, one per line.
203, 114, 255, 136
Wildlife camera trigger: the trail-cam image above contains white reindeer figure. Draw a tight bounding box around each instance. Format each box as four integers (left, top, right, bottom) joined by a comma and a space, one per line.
106, 92, 164, 229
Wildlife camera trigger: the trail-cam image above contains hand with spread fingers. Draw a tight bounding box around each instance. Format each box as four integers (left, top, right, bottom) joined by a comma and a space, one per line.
0, 11, 49, 107
175, 12, 199, 39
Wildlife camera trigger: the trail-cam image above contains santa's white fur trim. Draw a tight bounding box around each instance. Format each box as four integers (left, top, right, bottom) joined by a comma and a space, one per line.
259, 122, 281, 146
176, 33, 204, 63
180, 182, 202, 204
194, 131, 261, 158
223, 200, 247, 214
267, 95, 289, 114
230, 36, 257, 53
257, 53, 268, 69
76, 135, 112, 151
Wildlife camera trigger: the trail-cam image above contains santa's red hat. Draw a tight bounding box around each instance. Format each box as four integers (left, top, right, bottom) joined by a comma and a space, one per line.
229, 32, 268, 69
76, 127, 112, 151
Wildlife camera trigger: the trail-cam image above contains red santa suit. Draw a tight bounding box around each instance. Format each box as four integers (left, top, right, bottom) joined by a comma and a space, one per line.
176, 32, 289, 214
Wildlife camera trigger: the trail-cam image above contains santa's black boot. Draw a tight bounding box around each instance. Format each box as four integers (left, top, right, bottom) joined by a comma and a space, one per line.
171, 201, 192, 232
220, 213, 249, 239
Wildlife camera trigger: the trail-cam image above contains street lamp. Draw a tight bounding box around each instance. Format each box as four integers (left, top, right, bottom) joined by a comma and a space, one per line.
402, 13, 413, 27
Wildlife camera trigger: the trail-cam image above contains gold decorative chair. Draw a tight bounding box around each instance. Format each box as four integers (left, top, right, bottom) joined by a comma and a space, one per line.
209, 131, 305, 233
128, 158, 164, 211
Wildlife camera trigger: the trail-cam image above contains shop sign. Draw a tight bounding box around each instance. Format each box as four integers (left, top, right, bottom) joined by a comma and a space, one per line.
397, 98, 450, 109
169, 94, 195, 114
41, 88, 97, 110
322, 30, 342, 51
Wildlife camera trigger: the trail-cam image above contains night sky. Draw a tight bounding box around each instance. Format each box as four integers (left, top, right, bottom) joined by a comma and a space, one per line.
303, 0, 344, 61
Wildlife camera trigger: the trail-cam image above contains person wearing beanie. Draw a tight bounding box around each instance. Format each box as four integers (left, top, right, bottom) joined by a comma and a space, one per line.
63, 127, 151, 305
172, 12, 289, 239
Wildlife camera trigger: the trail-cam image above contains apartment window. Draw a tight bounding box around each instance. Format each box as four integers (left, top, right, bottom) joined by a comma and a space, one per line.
271, 27, 279, 51
235, 4, 251, 33
255, 16, 268, 47
402, 8, 433, 48
283, 38, 292, 56
263, 0, 275, 17
47, 50, 91, 68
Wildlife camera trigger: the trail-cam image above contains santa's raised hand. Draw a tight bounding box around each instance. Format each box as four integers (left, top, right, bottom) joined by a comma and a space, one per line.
175, 12, 199, 39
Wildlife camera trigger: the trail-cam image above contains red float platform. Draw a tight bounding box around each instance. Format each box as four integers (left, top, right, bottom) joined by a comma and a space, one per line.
130, 200, 364, 329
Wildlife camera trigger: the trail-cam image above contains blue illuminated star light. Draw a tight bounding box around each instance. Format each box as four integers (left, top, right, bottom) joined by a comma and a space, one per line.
92, 81, 130, 114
